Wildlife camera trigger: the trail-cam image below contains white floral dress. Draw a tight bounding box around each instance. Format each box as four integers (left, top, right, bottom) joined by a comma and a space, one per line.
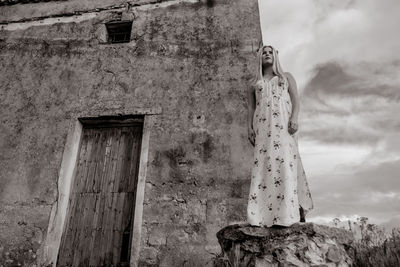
247, 75, 313, 227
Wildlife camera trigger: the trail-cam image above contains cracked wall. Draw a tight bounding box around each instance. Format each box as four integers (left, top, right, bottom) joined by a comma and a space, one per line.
0, 0, 261, 266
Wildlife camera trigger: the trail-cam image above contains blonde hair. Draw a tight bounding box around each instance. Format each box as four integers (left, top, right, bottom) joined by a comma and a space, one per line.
257, 45, 286, 86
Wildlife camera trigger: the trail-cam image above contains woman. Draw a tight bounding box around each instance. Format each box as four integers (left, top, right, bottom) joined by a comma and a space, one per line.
247, 45, 313, 227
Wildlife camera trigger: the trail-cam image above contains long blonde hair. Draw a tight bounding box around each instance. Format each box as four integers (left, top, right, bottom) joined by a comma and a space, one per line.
257, 45, 286, 86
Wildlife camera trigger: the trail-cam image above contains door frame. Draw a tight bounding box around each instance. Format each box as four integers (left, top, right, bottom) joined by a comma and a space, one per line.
41, 111, 157, 267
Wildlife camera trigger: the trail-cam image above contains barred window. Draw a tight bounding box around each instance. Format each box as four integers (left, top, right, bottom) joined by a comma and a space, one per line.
106, 21, 132, 44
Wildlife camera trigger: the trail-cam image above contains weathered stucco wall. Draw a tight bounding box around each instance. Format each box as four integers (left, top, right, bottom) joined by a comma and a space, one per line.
0, 0, 261, 265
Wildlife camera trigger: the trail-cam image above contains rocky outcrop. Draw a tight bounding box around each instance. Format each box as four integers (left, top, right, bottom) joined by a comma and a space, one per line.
215, 223, 355, 267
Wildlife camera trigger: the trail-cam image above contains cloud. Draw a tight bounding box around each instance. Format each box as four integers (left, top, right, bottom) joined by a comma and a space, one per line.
381, 215, 400, 231
300, 99, 400, 145
298, 60, 400, 144
300, 122, 379, 144
308, 157, 400, 223
304, 62, 354, 96
303, 133, 400, 225
303, 61, 400, 100
259, 0, 400, 88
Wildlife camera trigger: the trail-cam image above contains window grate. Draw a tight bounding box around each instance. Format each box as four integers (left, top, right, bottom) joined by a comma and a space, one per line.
106, 21, 132, 44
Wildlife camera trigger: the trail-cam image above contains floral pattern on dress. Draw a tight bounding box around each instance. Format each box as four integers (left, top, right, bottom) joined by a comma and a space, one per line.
247, 76, 314, 227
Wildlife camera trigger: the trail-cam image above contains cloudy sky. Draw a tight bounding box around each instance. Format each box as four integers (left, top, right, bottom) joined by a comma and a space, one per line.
258, 0, 400, 229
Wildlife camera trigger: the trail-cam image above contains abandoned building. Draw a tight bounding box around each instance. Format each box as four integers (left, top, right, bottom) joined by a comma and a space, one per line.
0, 0, 261, 265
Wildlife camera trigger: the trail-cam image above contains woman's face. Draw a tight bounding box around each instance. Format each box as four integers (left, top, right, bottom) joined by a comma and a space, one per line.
262, 46, 274, 65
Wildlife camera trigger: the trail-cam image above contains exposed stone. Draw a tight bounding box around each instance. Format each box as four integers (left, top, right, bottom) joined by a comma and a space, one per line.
215, 223, 355, 267
148, 227, 168, 246
326, 246, 341, 263
139, 246, 159, 265
167, 229, 190, 245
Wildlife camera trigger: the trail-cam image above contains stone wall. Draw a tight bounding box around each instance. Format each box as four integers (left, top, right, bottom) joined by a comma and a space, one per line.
0, 0, 261, 266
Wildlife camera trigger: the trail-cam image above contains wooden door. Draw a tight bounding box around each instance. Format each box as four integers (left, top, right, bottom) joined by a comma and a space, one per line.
58, 119, 143, 267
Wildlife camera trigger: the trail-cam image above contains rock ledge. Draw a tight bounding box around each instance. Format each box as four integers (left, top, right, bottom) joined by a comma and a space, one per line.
215, 223, 354, 267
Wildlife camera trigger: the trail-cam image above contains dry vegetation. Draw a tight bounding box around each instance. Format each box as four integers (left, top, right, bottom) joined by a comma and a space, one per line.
352, 222, 400, 267
332, 216, 400, 267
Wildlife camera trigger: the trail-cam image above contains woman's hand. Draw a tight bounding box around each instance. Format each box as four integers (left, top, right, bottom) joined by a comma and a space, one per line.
248, 126, 256, 146
286, 72, 300, 136
288, 118, 298, 135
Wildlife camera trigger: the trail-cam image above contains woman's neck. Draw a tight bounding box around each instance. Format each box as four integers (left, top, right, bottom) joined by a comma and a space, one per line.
262, 66, 274, 78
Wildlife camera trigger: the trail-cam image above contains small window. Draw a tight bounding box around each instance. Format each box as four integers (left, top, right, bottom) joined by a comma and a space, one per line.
106, 21, 132, 44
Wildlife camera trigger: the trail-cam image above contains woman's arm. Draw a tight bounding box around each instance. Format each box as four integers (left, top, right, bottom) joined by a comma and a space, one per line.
286, 72, 300, 135
247, 81, 256, 145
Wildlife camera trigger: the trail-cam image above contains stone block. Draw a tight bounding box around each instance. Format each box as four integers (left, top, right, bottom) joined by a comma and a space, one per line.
226, 198, 247, 223
326, 245, 341, 263
167, 229, 190, 245
185, 199, 207, 223
148, 227, 168, 246
139, 246, 159, 266
206, 199, 228, 226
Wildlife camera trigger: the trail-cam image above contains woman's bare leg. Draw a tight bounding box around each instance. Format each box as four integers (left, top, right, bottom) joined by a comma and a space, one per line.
300, 206, 306, 223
